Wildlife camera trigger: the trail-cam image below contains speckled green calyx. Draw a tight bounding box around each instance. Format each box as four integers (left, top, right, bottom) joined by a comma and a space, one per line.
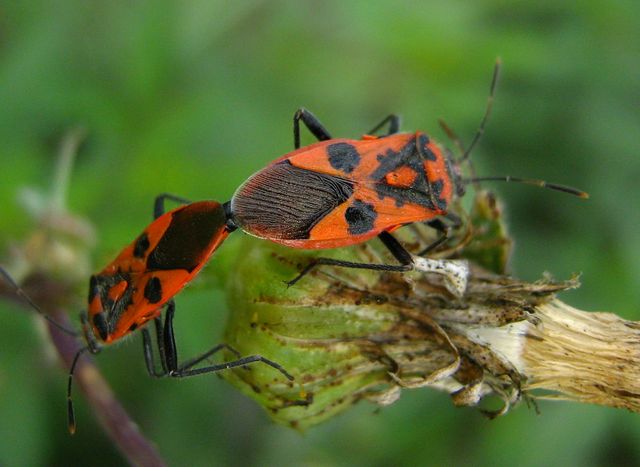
220, 191, 550, 430
460, 191, 512, 275
222, 240, 415, 430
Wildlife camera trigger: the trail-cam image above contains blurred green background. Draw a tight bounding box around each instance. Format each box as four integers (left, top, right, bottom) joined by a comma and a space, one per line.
1, 1, 639, 465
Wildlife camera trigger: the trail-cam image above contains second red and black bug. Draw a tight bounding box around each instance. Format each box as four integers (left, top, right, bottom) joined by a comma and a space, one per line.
1, 196, 296, 433
229, 60, 588, 286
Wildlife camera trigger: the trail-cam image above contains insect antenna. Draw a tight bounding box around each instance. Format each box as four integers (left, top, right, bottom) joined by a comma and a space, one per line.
438, 118, 466, 155
438, 58, 501, 191
459, 57, 501, 163
0, 266, 78, 337
444, 59, 588, 200
463, 176, 589, 198
67, 345, 90, 434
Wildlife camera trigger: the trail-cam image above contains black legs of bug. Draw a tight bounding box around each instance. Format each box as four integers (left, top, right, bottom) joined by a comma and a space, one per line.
142, 300, 216, 376
286, 257, 413, 287
417, 213, 463, 256
417, 220, 450, 256
153, 193, 192, 219
286, 232, 414, 287
141, 301, 294, 381
293, 108, 333, 149
366, 114, 401, 136
171, 353, 294, 381
293, 108, 400, 150
142, 319, 168, 377
378, 231, 414, 264
285, 215, 466, 286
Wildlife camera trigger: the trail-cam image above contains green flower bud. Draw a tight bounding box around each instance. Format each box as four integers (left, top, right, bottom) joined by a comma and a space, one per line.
221, 191, 539, 430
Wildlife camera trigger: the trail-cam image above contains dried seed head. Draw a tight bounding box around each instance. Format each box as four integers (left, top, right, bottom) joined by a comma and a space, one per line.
220, 191, 555, 430
223, 190, 635, 430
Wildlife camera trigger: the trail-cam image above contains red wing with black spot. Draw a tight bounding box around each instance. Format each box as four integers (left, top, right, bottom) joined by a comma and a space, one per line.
88, 201, 229, 343
230, 132, 455, 249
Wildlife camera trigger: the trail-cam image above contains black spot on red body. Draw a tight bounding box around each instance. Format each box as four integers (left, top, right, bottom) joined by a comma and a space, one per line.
370, 138, 420, 181
369, 135, 448, 212
144, 276, 163, 304
345, 200, 377, 235
93, 312, 109, 341
426, 179, 446, 210
133, 233, 150, 258
327, 142, 361, 174
231, 161, 354, 240
146, 202, 226, 272
88, 275, 99, 302
89, 272, 136, 341
417, 133, 436, 161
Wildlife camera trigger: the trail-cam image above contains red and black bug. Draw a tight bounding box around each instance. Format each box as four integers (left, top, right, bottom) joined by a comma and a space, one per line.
230, 61, 588, 286
1, 196, 294, 433
84, 196, 291, 382
87, 199, 229, 344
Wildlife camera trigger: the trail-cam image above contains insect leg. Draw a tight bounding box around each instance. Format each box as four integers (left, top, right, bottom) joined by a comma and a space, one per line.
156, 302, 291, 381
418, 219, 450, 256
153, 193, 192, 219
366, 114, 401, 136
377, 231, 414, 264
286, 232, 414, 287
161, 300, 227, 373
175, 343, 241, 372
417, 213, 464, 256
170, 354, 295, 381
293, 108, 332, 149
158, 300, 179, 373
141, 317, 168, 377
288, 231, 469, 296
